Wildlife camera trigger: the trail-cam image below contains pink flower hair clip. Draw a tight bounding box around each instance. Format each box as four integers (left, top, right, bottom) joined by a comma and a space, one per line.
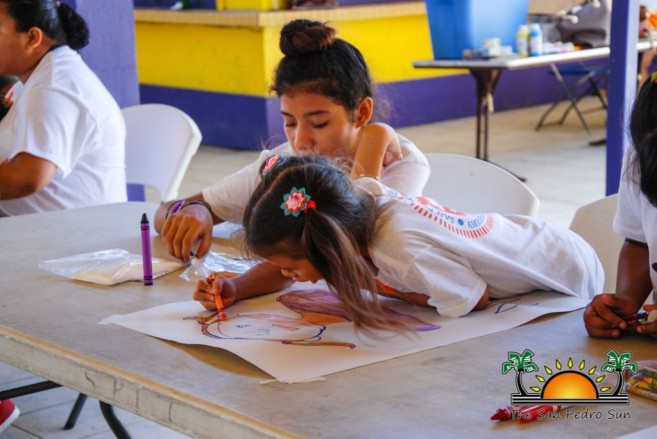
261, 153, 285, 176
280, 187, 316, 217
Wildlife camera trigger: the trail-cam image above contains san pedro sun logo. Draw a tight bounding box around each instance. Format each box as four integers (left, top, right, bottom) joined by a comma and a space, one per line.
502, 349, 636, 405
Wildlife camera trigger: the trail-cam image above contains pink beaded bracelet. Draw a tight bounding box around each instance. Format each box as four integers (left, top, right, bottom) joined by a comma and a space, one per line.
165, 199, 212, 219
181, 199, 212, 215
164, 199, 185, 219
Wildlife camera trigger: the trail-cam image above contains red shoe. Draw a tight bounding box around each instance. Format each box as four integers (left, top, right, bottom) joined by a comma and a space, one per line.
0, 399, 20, 433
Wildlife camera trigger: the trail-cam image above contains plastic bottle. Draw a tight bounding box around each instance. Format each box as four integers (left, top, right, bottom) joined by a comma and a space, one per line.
528, 23, 543, 57
516, 24, 529, 57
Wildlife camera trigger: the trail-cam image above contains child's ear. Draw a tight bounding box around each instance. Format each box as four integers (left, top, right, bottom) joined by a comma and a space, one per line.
25, 26, 45, 50
355, 97, 373, 128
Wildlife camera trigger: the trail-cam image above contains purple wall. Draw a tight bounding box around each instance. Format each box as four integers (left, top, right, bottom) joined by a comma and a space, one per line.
141, 59, 604, 150
65, 0, 140, 108
133, 0, 409, 7
134, 0, 217, 8
63, 0, 141, 198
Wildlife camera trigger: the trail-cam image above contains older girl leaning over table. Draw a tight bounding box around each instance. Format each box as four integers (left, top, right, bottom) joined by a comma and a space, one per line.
154, 19, 430, 262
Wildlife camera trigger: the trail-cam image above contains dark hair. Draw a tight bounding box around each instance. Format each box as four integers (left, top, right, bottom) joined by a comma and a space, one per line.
271, 19, 375, 119
629, 77, 657, 206
1, 0, 89, 50
243, 155, 403, 331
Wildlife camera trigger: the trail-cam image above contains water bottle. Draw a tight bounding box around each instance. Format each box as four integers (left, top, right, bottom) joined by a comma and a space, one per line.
529, 24, 543, 57
516, 24, 529, 57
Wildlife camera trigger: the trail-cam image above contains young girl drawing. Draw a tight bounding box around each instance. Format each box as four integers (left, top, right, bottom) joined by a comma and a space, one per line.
584, 73, 657, 340
193, 155, 604, 330
154, 19, 430, 262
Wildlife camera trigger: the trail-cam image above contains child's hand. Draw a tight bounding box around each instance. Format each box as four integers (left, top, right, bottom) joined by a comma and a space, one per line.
161, 204, 213, 262
360, 123, 402, 165
583, 294, 640, 338
193, 272, 238, 311
636, 304, 657, 339
351, 123, 401, 180
383, 136, 401, 166
379, 125, 402, 166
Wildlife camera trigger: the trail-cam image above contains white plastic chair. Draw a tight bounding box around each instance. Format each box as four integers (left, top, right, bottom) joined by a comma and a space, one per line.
422, 153, 540, 216
569, 194, 622, 293
123, 103, 202, 202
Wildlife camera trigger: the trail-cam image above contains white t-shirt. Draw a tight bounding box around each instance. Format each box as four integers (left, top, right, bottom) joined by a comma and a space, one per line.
613, 149, 657, 289
0, 46, 126, 216
203, 134, 429, 224
360, 178, 604, 317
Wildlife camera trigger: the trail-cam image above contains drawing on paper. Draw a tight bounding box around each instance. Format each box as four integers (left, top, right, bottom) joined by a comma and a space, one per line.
185, 289, 440, 348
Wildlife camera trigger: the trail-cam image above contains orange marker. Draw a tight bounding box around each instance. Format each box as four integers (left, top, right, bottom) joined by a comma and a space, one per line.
206, 272, 227, 321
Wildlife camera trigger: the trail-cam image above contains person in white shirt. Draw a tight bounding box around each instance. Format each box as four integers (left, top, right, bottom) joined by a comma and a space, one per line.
584, 74, 657, 340
0, 0, 126, 216
154, 19, 430, 262
193, 155, 603, 331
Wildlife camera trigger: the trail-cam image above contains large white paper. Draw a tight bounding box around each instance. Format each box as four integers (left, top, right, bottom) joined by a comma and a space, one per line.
102, 284, 587, 383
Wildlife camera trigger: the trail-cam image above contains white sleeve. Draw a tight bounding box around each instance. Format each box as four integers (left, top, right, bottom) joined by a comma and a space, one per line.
11, 87, 86, 177
202, 144, 291, 224
380, 134, 430, 197
613, 152, 646, 243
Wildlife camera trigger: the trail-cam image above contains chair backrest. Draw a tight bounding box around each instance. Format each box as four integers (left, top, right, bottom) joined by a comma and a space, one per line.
422, 153, 540, 216
569, 193, 622, 293
123, 103, 202, 201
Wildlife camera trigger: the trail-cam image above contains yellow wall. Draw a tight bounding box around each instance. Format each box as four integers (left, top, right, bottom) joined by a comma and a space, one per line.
134, 2, 445, 97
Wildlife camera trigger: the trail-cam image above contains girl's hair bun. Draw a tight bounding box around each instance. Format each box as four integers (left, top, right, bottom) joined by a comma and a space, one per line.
279, 19, 336, 57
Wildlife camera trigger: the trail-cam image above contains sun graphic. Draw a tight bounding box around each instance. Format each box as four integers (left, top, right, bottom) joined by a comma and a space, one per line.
505, 349, 634, 406
531, 358, 610, 399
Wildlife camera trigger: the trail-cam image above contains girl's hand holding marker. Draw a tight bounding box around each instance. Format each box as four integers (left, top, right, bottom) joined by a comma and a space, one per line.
194, 272, 239, 319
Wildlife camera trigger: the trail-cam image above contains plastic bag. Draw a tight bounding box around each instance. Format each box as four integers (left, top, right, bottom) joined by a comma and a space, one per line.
38, 248, 185, 286
179, 250, 257, 283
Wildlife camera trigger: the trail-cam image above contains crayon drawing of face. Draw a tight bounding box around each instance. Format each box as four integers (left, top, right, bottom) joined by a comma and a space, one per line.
185, 288, 438, 348
187, 311, 355, 347
200, 313, 325, 342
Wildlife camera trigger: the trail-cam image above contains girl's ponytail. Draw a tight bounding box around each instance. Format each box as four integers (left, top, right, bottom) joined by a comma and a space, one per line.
57, 2, 89, 50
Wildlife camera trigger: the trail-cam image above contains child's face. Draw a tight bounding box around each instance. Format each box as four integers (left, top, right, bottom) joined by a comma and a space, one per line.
280, 92, 362, 159
0, 5, 28, 79
265, 254, 323, 284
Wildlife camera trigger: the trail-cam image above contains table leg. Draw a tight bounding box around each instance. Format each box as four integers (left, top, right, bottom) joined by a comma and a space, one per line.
471, 68, 500, 162
100, 401, 133, 439
0, 380, 62, 399
0, 382, 131, 436
64, 393, 88, 429
470, 69, 526, 181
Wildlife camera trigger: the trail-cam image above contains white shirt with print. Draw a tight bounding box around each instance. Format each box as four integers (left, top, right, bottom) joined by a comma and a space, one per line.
360, 178, 604, 317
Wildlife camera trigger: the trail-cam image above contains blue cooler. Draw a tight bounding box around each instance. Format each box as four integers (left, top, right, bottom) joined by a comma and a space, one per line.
425, 0, 529, 59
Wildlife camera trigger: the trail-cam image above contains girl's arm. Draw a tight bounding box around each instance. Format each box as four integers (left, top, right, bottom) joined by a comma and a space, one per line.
155, 193, 222, 262
0, 153, 56, 198
154, 193, 221, 232
376, 281, 491, 311
584, 239, 655, 338
616, 239, 653, 307
351, 123, 401, 180
193, 261, 294, 311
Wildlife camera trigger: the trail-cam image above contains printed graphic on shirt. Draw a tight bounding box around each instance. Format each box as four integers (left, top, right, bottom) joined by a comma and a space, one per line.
388, 189, 494, 238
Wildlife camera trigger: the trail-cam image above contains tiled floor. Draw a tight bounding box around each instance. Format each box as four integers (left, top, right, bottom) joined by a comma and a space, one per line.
0, 98, 609, 438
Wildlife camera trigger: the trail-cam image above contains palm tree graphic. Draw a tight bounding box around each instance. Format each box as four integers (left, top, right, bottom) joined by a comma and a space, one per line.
601, 349, 637, 396
502, 349, 538, 396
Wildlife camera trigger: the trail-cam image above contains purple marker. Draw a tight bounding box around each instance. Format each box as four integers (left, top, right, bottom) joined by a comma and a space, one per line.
141, 213, 153, 285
